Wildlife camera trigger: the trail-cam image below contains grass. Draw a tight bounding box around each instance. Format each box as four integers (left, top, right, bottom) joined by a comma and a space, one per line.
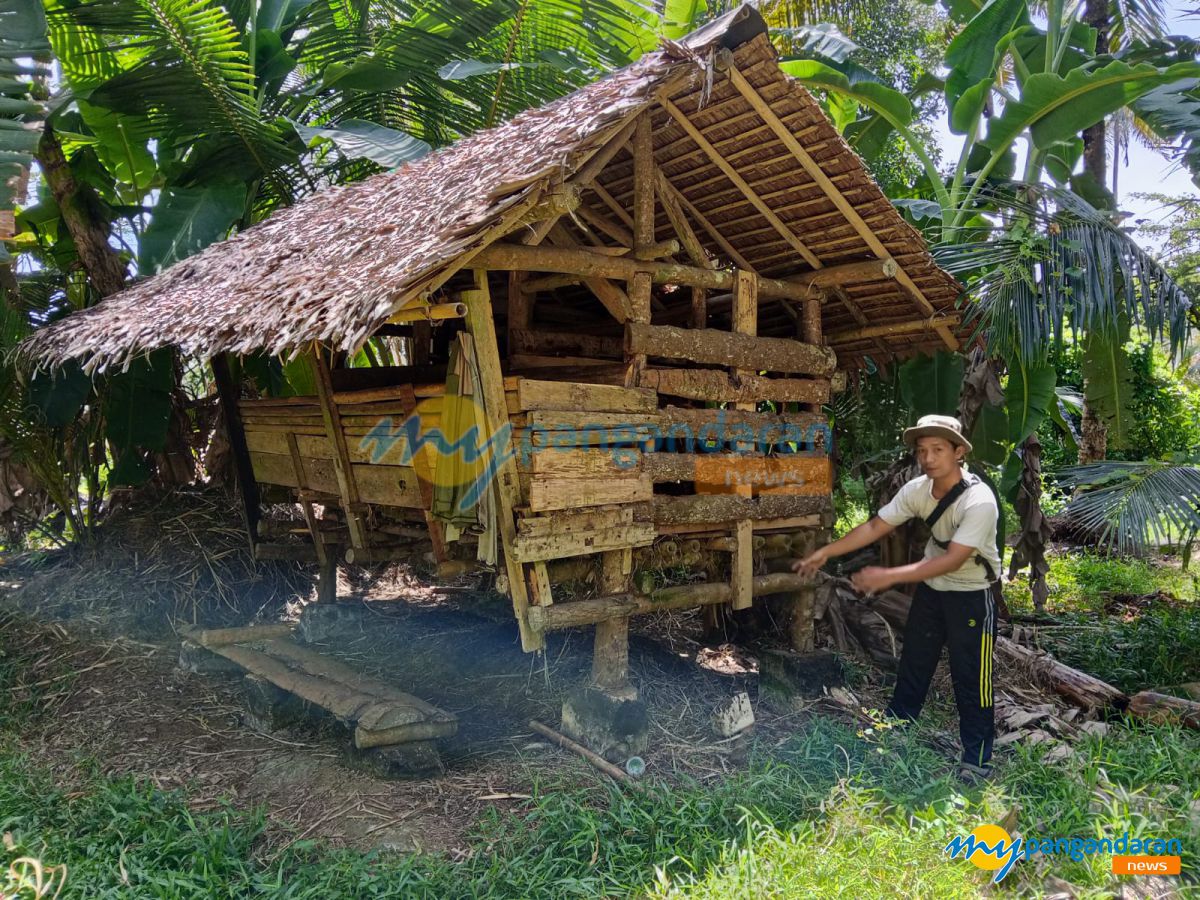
4, 551, 1200, 898
1007, 552, 1200, 694
3, 695, 1200, 897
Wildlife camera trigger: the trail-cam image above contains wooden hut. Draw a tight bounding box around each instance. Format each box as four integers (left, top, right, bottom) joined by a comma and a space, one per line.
26, 5, 961, 741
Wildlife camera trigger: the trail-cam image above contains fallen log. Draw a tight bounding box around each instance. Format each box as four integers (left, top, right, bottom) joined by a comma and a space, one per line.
183, 622, 295, 648
995, 639, 1128, 713
1127, 691, 1200, 729
827, 582, 1129, 713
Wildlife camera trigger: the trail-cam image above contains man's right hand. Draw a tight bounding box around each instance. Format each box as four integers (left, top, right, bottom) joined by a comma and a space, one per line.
791, 546, 830, 577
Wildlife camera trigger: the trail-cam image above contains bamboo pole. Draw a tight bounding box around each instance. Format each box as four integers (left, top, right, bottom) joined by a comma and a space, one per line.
388, 302, 467, 324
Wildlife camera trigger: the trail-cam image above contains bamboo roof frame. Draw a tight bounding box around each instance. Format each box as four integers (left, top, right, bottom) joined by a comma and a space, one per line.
23, 3, 963, 372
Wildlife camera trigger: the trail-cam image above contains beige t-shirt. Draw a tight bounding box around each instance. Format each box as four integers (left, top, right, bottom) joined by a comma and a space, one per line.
876, 472, 1001, 591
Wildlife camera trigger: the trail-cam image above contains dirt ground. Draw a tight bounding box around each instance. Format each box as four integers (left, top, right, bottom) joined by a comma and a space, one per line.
0, 491, 868, 856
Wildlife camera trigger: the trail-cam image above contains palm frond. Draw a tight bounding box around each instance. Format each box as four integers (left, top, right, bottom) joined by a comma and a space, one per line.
48, 0, 296, 194
1059, 460, 1200, 554
939, 181, 1193, 363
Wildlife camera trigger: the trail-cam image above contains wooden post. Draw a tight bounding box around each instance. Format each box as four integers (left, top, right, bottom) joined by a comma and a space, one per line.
594, 549, 633, 696
507, 270, 529, 359
626, 113, 655, 387
730, 269, 757, 610
690, 287, 707, 330
316, 550, 338, 603
309, 347, 370, 551
285, 432, 328, 568
462, 270, 543, 652
211, 354, 260, 554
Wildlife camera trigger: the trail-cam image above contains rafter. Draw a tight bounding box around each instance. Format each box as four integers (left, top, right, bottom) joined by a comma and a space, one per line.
722, 57, 957, 352
658, 177, 755, 271
658, 94, 823, 270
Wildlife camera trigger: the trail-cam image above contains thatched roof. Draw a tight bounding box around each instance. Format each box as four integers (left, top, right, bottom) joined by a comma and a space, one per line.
24, 4, 962, 372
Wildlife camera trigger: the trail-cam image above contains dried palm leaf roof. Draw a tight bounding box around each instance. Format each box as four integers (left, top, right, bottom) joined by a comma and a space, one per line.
24, 4, 962, 373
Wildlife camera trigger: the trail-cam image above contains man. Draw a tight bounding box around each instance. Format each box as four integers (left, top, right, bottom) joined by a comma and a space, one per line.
793, 414, 1001, 781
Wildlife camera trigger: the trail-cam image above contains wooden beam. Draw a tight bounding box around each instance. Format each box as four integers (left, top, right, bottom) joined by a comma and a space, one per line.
828, 285, 892, 359
661, 178, 755, 271
462, 271, 543, 652
518, 378, 656, 413
588, 182, 634, 230
722, 58, 958, 351
627, 113, 656, 387
827, 313, 963, 344
653, 493, 828, 525
658, 93, 822, 269
546, 224, 633, 322
472, 243, 894, 301
573, 116, 639, 187
730, 268, 758, 609
625, 322, 836, 376
510, 328, 622, 360
286, 432, 329, 567
575, 203, 633, 247
527, 571, 823, 631
640, 368, 830, 404
655, 168, 711, 270
388, 183, 556, 318
310, 348, 370, 550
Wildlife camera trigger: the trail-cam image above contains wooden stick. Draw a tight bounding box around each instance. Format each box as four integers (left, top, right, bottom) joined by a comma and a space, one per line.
827, 313, 963, 344
388, 302, 467, 324
528, 719, 631, 782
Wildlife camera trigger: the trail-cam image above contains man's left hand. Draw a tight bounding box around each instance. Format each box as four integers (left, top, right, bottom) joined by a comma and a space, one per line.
850, 566, 894, 596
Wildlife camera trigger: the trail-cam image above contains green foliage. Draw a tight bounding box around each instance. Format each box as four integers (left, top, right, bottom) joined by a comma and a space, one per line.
1008, 552, 1200, 692
138, 181, 248, 273
897, 351, 963, 422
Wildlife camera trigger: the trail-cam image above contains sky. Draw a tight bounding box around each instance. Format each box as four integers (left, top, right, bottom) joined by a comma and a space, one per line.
927, 0, 1200, 243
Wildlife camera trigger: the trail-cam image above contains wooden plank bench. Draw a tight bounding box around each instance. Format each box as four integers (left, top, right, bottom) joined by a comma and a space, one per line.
181, 625, 457, 770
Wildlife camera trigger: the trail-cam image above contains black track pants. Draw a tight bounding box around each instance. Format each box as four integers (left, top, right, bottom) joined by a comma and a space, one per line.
885, 582, 997, 767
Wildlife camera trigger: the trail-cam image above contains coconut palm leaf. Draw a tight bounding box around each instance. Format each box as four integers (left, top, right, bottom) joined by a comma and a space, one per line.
1059, 459, 1200, 554
944, 181, 1192, 364
46, 0, 297, 196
